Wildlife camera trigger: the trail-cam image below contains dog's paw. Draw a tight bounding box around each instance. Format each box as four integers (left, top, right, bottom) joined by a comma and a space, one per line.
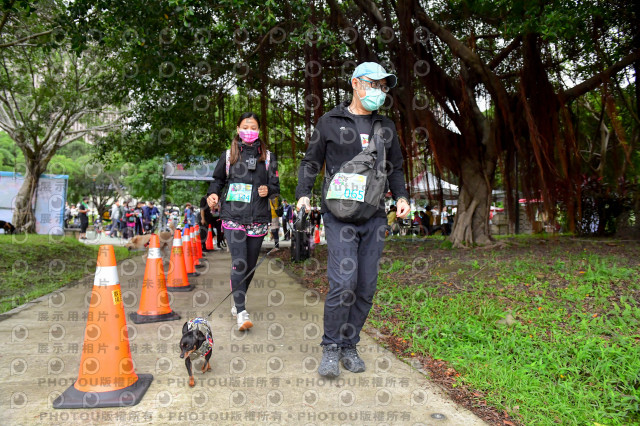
189, 377, 195, 387
201, 362, 211, 373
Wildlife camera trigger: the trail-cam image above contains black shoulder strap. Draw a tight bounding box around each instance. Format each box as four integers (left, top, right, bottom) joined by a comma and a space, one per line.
372, 120, 386, 172
367, 120, 383, 153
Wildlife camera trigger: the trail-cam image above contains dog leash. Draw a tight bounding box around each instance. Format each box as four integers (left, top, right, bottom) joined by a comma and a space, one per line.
205, 247, 278, 317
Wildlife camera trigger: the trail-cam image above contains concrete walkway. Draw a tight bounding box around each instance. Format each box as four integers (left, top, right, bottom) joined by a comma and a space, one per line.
1, 245, 485, 425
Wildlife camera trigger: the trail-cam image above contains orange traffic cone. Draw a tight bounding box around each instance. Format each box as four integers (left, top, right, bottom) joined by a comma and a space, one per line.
183, 226, 199, 277
53, 245, 152, 408
194, 226, 205, 268
314, 225, 321, 244
191, 226, 200, 267
194, 224, 205, 259
206, 224, 214, 250
130, 234, 181, 323
166, 229, 194, 292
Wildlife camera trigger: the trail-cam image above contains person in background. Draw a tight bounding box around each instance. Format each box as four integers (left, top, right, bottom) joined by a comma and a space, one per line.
64, 202, 71, 228
309, 207, 322, 229
424, 206, 434, 233
142, 201, 151, 232
412, 211, 422, 235
77, 196, 90, 240
110, 200, 123, 238
184, 202, 195, 227
281, 200, 292, 240
199, 195, 216, 252
134, 201, 144, 235
124, 202, 136, 239
212, 204, 225, 248
269, 197, 280, 249
149, 201, 159, 231
419, 209, 431, 235
387, 205, 400, 236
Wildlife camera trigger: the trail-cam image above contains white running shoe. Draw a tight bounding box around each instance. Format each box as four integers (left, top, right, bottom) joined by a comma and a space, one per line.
231, 294, 246, 318
237, 310, 253, 331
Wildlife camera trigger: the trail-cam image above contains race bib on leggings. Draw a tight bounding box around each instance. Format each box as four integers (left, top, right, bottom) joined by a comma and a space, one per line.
326, 173, 367, 202
226, 183, 253, 203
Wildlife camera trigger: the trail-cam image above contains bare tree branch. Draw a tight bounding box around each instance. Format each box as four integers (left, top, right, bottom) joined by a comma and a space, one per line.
563, 50, 640, 102
0, 29, 56, 49
413, 3, 516, 136
488, 35, 521, 70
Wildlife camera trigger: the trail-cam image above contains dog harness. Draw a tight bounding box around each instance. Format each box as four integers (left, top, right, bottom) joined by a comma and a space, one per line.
186, 317, 214, 359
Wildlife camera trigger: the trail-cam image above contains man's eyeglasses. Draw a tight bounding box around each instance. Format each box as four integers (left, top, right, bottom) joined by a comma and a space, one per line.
357, 77, 390, 93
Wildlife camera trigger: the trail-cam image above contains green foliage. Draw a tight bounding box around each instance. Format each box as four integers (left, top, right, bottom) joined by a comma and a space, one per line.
5, 0, 634, 236
368, 239, 640, 424
0, 131, 21, 171
0, 234, 131, 313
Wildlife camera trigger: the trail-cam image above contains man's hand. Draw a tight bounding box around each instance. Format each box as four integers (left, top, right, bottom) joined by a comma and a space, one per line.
258, 185, 268, 197
396, 198, 410, 219
207, 194, 218, 208
296, 196, 311, 212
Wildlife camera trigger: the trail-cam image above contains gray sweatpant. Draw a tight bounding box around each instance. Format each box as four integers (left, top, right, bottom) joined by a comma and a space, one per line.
321, 212, 388, 347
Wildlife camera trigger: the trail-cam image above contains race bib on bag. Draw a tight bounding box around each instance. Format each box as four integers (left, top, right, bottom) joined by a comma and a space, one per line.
326, 173, 367, 202
226, 183, 253, 203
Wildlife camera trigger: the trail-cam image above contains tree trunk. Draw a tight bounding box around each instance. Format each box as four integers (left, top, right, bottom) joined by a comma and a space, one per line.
12, 157, 46, 233
450, 156, 493, 247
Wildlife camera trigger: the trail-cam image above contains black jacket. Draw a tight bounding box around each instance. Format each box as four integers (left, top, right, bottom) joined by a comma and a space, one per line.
295, 101, 409, 218
207, 141, 279, 224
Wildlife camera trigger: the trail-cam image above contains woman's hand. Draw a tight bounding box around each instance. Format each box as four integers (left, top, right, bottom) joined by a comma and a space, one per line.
258, 185, 268, 197
207, 194, 218, 208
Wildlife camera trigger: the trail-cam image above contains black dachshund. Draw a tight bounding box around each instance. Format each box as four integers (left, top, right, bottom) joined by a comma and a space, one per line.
0, 220, 16, 234
179, 318, 213, 387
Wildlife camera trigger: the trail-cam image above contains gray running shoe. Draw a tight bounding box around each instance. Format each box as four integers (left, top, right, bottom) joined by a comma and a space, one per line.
318, 344, 340, 378
341, 345, 366, 373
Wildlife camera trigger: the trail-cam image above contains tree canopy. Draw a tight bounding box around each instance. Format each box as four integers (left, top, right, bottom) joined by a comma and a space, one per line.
2, 0, 638, 240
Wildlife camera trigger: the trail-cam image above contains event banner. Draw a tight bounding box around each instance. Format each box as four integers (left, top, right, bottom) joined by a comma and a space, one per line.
0, 172, 68, 235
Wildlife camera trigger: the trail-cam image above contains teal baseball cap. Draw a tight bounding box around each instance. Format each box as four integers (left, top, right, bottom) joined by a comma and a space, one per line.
351, 62, 397, 88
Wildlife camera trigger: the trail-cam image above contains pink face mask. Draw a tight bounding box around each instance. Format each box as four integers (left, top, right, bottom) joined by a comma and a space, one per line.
238, 129, 259, 143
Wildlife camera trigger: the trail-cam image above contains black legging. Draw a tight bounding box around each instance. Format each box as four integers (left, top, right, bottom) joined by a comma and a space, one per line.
226, 228, 265, 313
200, 224, 209, 250
214, 219, 225, 247
79, 216, 88, 233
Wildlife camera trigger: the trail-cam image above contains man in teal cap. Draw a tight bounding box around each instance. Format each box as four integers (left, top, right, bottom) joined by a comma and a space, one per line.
296, 62, 410, 378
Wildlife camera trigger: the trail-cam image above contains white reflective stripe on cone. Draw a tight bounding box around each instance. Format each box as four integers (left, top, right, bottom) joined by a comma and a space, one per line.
94, 266, 119, 287
148, 248, 162, 259
173, 238, 182, 246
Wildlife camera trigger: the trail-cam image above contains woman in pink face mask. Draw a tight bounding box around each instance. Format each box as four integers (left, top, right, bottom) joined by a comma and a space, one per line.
205, 112, 280, 331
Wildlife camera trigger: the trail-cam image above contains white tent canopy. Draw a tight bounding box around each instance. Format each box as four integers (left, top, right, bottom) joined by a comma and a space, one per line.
410, 171, 459, 199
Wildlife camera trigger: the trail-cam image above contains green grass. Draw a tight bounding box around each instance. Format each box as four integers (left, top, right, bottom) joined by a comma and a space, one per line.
0, 235, 131, 313
367, 239, 640, 425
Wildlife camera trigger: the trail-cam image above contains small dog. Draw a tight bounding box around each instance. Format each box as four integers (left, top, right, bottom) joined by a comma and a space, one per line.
125, 222, 175, 252
125, 232, 172, 251
179, 318, 214, 387
0, 220, 16, 234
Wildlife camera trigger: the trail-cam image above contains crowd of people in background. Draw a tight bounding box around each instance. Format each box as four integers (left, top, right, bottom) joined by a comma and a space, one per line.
64, 195, 454, 242
107, 200, 160, 239
96, 198, 230, 250
386, 203, 455, 236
